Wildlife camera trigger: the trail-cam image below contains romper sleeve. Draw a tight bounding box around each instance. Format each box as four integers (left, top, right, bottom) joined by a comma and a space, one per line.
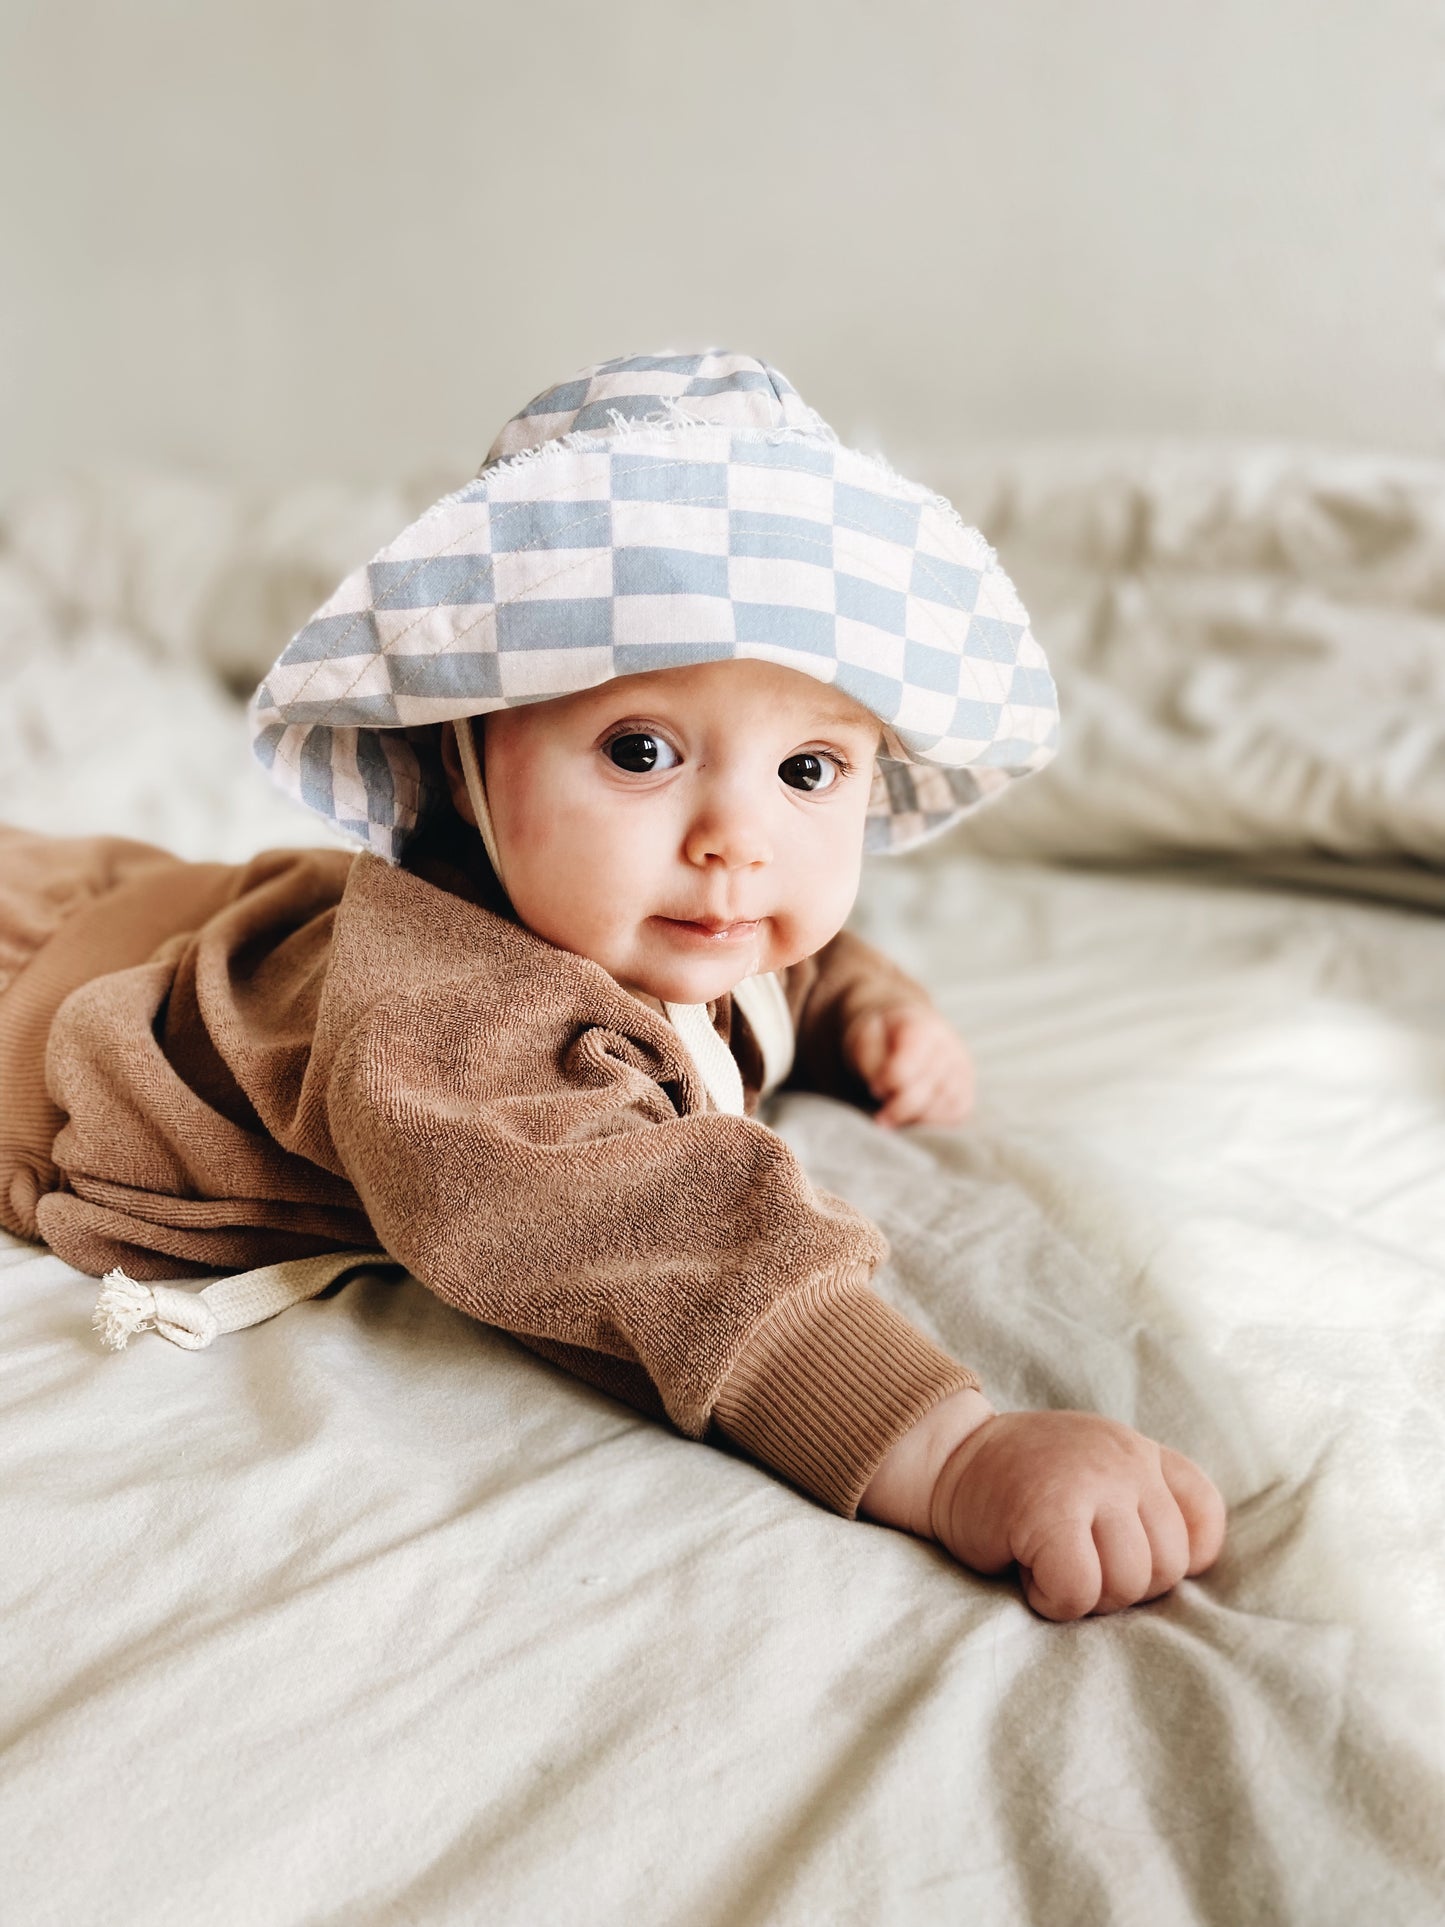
323, 972, 978, 1519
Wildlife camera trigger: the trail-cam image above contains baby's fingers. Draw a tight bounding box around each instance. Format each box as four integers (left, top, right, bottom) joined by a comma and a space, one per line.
1020, 1521, 1102, 1622
1160, 1447, 1228, 1575
874, 1062, 955, 1129
872, 1021, 938, 1094
1091, 1507, 1155, 1612
1134, 1488, 1191, 1601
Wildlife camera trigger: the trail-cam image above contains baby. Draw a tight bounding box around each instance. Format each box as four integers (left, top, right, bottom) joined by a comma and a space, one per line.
443, 656, 1224, 1618
0, 350, 1223, 1620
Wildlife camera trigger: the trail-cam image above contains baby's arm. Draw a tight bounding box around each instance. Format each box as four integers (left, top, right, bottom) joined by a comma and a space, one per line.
859, 1389, 1226, 1620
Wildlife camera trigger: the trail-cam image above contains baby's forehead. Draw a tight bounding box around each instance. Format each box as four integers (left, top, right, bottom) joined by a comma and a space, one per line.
532, 660, 881, 738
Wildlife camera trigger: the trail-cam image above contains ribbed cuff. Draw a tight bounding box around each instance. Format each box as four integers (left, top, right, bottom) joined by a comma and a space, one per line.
710, 1276, 980, 1519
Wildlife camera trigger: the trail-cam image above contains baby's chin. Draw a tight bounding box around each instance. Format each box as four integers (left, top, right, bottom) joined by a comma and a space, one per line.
615, 956, 764, 1009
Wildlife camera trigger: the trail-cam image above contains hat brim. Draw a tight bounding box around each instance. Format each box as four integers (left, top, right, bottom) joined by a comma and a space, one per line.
249, 420, 1059, 862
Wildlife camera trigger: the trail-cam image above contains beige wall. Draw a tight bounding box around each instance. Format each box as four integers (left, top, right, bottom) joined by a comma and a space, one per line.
1, 0, 1437, 502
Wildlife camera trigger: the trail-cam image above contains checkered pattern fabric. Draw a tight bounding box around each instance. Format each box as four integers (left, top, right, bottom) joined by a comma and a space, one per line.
249, 350, 1059, 860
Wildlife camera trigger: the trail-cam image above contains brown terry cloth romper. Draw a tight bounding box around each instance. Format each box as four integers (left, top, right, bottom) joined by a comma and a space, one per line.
0, 825, 255, 1248
0, 824, 371, 1273
0, 817, 978, 1518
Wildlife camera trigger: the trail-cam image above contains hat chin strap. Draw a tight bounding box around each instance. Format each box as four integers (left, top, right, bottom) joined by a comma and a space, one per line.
452, 719, 507, 894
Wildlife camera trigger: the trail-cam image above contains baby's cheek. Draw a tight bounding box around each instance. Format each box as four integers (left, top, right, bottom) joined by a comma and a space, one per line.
764, 822, 864, 969
765, 912, 837, 982
759, 916, 804, 977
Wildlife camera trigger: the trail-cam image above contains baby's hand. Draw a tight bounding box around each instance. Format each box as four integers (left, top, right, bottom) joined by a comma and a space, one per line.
860, 1393, 1226, 1619
844, 1003, 975, 1129
931, 1409, 1227, 1621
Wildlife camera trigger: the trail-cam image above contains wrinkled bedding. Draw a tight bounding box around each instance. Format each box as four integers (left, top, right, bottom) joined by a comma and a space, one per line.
2, 447, 1442, 1925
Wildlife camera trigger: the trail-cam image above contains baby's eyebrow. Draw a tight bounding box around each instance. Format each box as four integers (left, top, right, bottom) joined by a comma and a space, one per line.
801, 708, 883, 744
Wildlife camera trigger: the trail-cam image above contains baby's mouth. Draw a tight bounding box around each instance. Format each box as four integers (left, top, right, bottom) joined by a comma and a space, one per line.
653, 915, 762, 945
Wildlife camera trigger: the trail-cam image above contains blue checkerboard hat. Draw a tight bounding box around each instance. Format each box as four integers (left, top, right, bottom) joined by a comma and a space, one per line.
248, 348, 1060, 862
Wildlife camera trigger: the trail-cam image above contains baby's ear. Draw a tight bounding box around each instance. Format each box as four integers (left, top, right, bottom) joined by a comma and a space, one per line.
438, 721, 479, 827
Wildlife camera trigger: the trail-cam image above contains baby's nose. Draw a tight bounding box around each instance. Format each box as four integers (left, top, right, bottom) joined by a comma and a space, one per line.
683, 799, 772, 870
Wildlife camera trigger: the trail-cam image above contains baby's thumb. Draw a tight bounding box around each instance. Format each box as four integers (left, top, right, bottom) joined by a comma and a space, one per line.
1160, 1447, 1228, 1575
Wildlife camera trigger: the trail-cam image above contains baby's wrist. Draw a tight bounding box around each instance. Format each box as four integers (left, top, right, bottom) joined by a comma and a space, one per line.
858, 1385, 996, 1538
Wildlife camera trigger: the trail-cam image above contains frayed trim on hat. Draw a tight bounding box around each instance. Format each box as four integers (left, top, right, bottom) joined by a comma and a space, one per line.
472, 401, 837, 479
457, 407, 991, 562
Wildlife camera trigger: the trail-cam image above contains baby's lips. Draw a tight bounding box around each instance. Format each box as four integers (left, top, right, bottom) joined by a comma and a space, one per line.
660, 911, 760, 931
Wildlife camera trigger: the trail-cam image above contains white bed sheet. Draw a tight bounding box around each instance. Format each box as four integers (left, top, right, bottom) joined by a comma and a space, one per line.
4, 850, 1441, 1925
2, 447, 1443, 1924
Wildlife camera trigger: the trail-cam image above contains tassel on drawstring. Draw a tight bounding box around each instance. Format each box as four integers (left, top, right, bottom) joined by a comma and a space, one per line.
92, 1271, 154, 1350
92, 1270, 220, 1351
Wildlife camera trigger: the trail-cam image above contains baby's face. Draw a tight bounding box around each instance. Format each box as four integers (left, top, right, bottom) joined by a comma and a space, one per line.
447, 659, 881, 1006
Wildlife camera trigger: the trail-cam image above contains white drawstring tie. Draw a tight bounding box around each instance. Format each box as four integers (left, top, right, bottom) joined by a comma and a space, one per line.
92, 1249, 399, 1352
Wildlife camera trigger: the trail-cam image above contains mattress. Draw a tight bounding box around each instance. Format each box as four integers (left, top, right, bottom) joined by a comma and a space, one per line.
1, 445, 1441, 1924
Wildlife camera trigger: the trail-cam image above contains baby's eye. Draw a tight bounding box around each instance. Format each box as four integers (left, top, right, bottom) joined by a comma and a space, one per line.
778, 753, 838, 793
606, 732, 679, 774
